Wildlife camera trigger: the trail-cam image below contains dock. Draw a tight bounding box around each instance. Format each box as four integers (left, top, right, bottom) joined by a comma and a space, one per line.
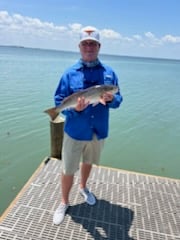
0, 158, 180, 240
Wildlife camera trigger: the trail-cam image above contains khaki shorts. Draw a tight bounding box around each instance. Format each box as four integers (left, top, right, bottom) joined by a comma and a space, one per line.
62, 133, 105, 175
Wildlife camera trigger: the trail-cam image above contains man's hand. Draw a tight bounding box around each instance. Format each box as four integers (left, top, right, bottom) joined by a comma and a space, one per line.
101, 92, 114, 103
75, 97, 89, 112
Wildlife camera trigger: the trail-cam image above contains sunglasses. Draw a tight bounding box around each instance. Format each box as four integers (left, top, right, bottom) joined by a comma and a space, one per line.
81, 41, 99, 47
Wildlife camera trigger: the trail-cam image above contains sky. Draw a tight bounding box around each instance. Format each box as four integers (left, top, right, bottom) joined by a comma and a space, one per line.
0, 0, 180, 59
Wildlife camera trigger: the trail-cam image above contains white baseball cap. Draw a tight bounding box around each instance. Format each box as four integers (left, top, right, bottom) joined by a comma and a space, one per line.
79, 26, 100, 44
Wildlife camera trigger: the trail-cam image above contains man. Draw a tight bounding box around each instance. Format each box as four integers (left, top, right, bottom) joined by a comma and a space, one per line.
53, 26, 123, 225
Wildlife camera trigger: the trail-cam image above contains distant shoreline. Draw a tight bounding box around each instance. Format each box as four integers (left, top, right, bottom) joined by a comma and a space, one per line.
0, 44, 180, 62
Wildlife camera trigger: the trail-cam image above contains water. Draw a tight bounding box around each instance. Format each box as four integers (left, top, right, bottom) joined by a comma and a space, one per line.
0, 46, 180, 215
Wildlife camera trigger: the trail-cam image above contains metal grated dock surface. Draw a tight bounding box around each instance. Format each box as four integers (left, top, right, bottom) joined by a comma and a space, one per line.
0, 158, 180, 240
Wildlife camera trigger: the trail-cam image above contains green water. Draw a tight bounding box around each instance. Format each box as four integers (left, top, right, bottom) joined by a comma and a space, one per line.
0, 46, 180, 215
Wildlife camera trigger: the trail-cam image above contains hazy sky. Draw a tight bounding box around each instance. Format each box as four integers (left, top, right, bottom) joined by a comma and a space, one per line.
0, 0, 180, 59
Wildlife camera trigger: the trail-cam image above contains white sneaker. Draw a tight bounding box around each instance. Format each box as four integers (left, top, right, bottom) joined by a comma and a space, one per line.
80, 188, 96, 205
53, 203, 69, 225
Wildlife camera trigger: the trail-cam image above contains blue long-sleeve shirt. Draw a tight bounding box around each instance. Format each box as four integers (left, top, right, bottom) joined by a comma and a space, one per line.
54, 59, 123, 140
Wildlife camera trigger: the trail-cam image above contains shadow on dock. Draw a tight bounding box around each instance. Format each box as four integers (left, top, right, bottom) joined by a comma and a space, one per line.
69, 200, 134, 240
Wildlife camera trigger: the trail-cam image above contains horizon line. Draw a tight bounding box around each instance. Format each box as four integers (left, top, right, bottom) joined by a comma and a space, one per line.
1, 44, 180, 62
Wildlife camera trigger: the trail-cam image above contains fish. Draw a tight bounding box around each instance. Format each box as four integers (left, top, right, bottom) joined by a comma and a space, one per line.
44, 84, 118, 121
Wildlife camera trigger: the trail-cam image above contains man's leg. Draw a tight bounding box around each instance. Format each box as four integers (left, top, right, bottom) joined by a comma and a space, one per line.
79, 162, 96, 205
60, 133, 82, 203
79, 136, 104, 205
53, 174, 74, 225
80, 163, 92, 189
53, 133, 81, 225
61, 174, 74, 204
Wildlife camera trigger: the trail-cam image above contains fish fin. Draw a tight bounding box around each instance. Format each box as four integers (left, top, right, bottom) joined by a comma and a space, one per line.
92, 98, 106, 107
99, 98, 106, 105
44, 107, 59, 121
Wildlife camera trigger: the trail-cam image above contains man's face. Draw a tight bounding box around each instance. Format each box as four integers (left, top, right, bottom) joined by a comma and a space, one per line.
79, 40, 100, 62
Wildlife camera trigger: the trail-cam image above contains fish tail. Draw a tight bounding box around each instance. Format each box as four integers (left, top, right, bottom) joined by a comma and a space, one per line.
44, 107, 59, 121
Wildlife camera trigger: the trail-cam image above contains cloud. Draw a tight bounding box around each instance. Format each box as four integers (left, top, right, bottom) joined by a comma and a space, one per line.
0, 11, 66, 36
162, 34, 180, 44
100, 29, 121, 39
69, 23, 82, 32
145, 31, 155, 39
0, 11, 180, 58
133, 34, 142, 41
0, 10, 11, 24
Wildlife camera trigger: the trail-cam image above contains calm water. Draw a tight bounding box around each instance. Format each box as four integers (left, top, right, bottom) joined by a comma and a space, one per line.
0, 46, 180, 215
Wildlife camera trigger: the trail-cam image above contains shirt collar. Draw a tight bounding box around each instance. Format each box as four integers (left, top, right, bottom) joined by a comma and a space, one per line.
72, 59, 104, 70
